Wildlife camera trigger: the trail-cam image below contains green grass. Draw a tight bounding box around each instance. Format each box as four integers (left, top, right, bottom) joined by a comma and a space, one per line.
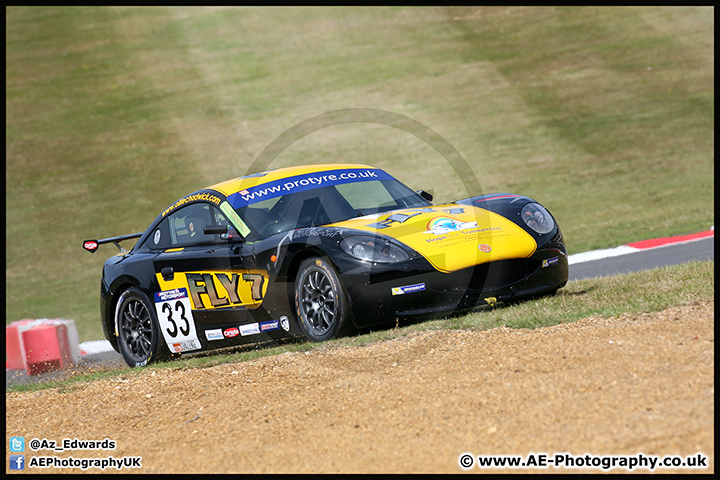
6, 7, 714, 344
7, 260, 713, 393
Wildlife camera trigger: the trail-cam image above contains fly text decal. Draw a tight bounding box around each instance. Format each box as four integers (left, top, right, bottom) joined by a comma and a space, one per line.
156, 271, 267, 310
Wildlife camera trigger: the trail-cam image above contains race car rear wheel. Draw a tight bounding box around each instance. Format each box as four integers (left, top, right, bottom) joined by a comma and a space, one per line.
115, 287, 167, 367
295, 257, 353, 342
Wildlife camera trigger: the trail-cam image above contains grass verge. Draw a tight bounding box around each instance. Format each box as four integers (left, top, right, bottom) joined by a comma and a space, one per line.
7, 259, 713, 394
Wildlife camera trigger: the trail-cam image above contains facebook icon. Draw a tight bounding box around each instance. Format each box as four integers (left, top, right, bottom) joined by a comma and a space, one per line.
10, 455, 25, 470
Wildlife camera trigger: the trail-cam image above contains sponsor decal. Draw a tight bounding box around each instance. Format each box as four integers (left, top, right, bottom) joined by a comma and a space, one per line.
228, 168, 394, 208
205, 329, 223, 341
260, 320, 281, 332
153, 229, 161, 244
293, 227, 340, 238
83, 240, 98, 252
162, 191, 223, 217
171, 339, 202, 353
279, 315, 290, 332
423, 226, 503, 244
542, 256, 559, 268
154, 288, 188, 303
391, 283, 426, 296
240, 323, 261, 336
367, 211, 424, 229
365, 207, 465, 230
223, 327, 240, 338
478, 243, 492, 253
424, 217, 478, 235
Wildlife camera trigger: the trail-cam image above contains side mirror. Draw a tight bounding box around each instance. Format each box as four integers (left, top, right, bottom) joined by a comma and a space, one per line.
204, 225, 244, 242
416, 190, 433, 202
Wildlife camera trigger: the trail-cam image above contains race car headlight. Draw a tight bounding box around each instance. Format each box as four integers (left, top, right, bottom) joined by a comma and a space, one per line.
340, 236, 410, 263
521, 203, 555, 234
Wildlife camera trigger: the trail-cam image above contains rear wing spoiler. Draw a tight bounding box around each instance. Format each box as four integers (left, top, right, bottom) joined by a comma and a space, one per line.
82, 233, 143, 254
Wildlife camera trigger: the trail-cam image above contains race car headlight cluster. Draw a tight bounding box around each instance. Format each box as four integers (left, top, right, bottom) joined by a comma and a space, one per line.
521, 203, 555, 234
341, 236, 410, 263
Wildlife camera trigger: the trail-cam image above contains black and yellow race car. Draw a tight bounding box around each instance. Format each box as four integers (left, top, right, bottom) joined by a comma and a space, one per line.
83, 163, 568, 367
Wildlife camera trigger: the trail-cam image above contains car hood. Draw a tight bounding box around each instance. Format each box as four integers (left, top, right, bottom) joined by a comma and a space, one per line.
329, 204, 537, 273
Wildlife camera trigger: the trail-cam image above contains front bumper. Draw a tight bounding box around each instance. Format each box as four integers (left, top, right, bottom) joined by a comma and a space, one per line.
341, 244, 568, 327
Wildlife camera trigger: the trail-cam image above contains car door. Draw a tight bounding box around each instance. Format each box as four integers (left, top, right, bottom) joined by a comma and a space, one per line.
150, 202, 268, 350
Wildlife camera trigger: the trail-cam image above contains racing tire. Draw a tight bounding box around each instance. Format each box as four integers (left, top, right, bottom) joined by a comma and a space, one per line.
295, 257, 354, 342
115, 287, 168, 367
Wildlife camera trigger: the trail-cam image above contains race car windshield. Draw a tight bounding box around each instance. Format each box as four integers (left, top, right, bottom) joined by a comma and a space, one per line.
235, 178, 431, 240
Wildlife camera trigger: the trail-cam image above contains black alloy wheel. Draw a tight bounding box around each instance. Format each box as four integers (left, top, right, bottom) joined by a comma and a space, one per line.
295, 257, 353, 342
115, 287, 166, 367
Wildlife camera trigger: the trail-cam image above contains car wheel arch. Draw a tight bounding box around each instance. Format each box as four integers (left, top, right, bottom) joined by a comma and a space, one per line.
284, 247, 331, 284
107, 280, 149, 338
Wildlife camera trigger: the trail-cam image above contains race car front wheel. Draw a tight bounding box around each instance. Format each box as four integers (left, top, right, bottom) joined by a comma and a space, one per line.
115, 287, 167, 367
295, 257, 354, 342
